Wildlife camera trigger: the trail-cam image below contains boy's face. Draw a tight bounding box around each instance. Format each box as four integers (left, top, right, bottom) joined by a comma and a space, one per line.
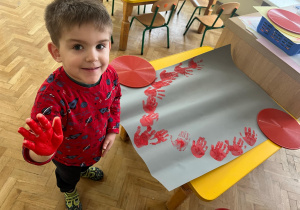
49, 23, 111, 85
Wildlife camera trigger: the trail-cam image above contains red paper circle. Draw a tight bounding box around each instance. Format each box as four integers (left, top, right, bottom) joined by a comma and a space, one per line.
110, 55, 156, 88
267, 9, 300, 34
257, 108, 300, 149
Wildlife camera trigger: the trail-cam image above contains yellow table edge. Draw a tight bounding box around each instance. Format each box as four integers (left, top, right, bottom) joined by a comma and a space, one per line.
149, 46, 281, 201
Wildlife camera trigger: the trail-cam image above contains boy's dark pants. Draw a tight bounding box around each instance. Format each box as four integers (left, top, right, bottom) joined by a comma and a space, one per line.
52, 159, 90, 192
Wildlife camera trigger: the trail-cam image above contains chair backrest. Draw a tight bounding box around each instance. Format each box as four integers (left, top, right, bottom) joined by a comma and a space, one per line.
151, 0, 178, 13
215, 2, 240, 15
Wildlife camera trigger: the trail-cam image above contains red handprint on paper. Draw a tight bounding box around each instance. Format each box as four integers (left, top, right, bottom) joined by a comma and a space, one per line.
188, 58, 203, 70
174, 63, 193, 77
144, 87, 165, 100
191, 137, 208, 158
142, 96, 158, 114
150, 129, 169, 145
140, 113, 159, 127
134, 126, 156, 148
18, 114, 63, 156
170, 131, 190, 151
225, 137, 244, 156
240, 127, 257, 146
159, 70, 179, 81
151, 79, 172, 89
210, 141, 229, 161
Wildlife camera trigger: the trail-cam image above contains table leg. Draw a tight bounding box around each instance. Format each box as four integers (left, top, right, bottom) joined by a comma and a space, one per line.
197, 0, 217, 34
119, 125, 129, 141
166, 183, 192, 210
119, 2, 133, 50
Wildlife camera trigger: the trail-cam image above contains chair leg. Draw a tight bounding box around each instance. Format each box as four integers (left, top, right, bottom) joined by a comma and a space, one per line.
111, 35, 114, 44
111, 0, 114, 16
130, 17, 136, 28
143, 5, 146, 13
200, 28, 208, 47
185, 7, 200, 28
141, 29, 148, 55
138, 6, 140, 15
166, 26, 170, 48
177, 0, 186, 15
183, 18, 197, 35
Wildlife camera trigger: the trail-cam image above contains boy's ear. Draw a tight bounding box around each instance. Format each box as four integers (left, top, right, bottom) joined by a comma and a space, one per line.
48, 42, 62, 62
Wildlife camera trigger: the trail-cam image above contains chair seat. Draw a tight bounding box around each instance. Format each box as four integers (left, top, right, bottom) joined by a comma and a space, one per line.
190, 0, 209, 8
197, 14, 224, 27
136, 13, 165, 27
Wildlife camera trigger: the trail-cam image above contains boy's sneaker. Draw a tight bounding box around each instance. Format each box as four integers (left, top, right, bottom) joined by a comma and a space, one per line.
64, 189, 82, 210
80, 167, 104, 181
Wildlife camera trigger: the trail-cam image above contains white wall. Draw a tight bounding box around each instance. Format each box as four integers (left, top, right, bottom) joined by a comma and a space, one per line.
218, 0, 264, 15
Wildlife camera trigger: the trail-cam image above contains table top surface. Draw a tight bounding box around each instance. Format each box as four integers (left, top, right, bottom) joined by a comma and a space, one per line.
150, 46, 282, 201
224, 14, 300, 83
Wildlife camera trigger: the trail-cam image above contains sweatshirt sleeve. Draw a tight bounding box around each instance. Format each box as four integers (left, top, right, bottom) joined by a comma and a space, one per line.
22, 147, 53, 165
107, 69, 122, 134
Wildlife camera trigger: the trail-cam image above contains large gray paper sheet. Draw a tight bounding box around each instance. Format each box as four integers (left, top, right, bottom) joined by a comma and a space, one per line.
120, 45, 284, 191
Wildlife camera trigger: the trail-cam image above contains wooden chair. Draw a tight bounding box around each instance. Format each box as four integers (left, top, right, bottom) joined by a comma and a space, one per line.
129, 0, 177, 55
177, 0, 214, 31
183, 2, 240, 46
108, 0, 146, 16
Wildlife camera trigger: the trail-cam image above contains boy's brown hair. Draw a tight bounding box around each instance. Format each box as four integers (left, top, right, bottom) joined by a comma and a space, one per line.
45, 0, 112, 47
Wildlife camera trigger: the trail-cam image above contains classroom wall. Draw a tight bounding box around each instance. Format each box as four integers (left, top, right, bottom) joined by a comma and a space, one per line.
218, 0, 263, 15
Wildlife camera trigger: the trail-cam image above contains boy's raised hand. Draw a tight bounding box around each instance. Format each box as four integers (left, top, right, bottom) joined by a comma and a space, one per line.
18, 113, 63, 156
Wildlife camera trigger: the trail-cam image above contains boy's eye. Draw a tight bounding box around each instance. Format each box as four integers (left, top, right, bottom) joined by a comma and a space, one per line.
96, 44, 105, 50
73, 44, 83, 50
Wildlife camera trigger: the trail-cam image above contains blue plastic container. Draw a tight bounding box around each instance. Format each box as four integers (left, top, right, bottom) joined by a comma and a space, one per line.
257, 16, 300, 56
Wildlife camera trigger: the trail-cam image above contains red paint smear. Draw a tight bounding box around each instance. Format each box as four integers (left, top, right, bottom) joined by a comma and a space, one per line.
151, 79, 172, 89
171, 131, 190, 151
188, 58, 203, 70
191, 137, 208, 158
150, 129, 169, 145
142, 96, 158, 114
224, 137, 244, 156
140, 113, 159, 127
134, 126, 156, 148
159, 70, 179, 81
240, 127, 257, 146
174, 63, 193, 77
210, 141, 229, 161
144, 87, 165, 99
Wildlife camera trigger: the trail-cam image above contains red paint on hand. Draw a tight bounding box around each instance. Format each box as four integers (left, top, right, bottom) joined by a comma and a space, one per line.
191, 137, 208, 158
210, 141, 229, 161
18, 114, 63, 156
150, 129, 169, 145
240, 127, 257, 146
171, 131, 190, 151
134, 126, 156, 148
225, 137, 244, 156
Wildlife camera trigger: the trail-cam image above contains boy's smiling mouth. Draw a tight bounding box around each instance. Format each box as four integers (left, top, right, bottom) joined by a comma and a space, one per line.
82, 67, 100, 71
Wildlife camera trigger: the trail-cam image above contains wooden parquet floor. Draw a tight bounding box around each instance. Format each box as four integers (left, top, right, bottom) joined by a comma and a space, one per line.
1, 0, 300, 209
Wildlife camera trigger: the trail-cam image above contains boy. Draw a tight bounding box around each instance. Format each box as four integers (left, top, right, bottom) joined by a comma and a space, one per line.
18, 0, 121, 209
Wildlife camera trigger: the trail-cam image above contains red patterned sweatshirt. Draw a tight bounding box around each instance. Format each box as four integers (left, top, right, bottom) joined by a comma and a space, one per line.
22, 65, 121, 167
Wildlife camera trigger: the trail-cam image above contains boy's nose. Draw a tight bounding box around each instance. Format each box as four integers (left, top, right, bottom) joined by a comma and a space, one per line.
86, 50, 98, 62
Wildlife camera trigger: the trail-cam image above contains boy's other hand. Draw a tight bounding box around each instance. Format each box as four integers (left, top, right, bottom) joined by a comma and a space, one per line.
102, 133, 116, 157
18, 113, 63, 156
